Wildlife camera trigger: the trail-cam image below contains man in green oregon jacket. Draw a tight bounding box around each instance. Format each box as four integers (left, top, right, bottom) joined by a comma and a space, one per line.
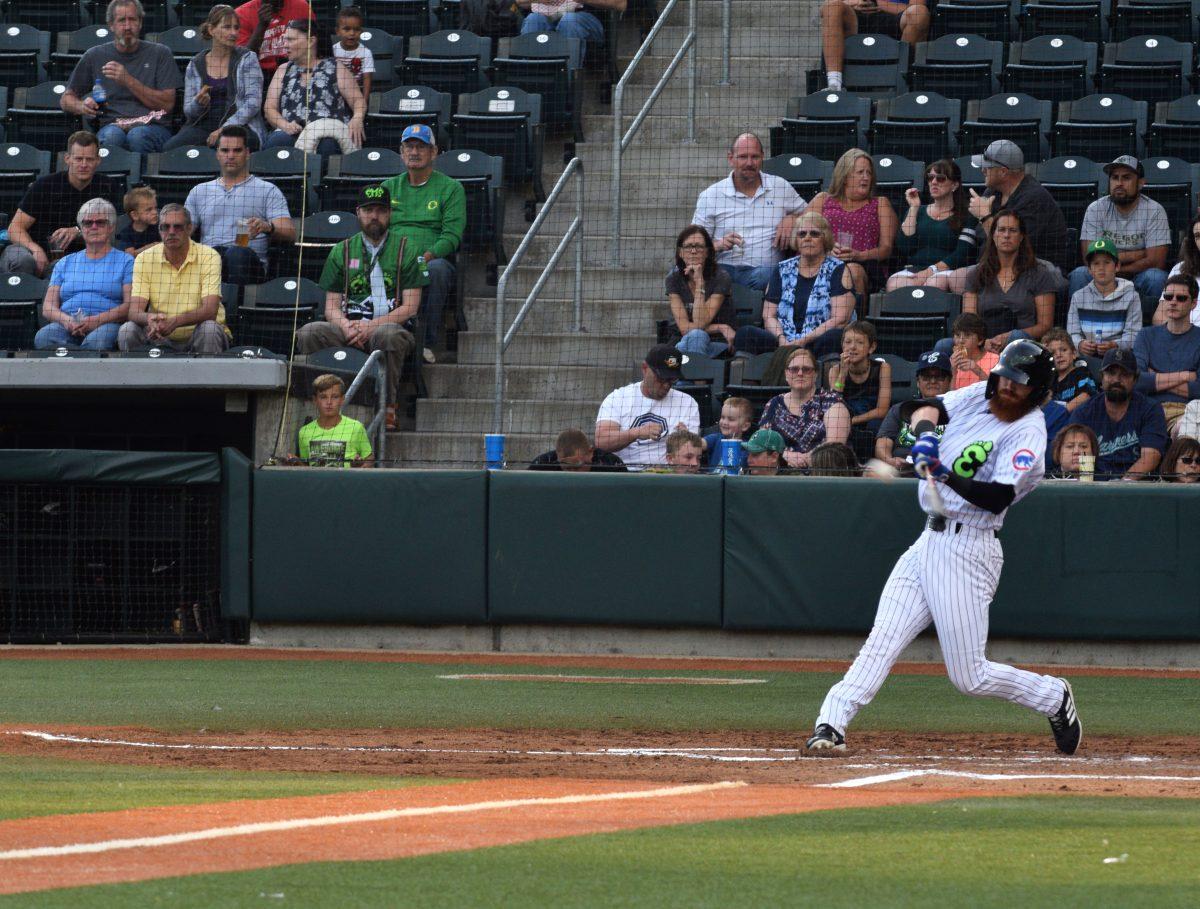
380, 124, 466, 363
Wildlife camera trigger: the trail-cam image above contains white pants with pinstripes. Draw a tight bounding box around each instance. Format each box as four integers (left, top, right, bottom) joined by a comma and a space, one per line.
817, 525, 1066, 736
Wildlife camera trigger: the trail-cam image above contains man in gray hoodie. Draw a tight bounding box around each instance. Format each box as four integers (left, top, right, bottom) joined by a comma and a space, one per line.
1067, 237, 1143, 355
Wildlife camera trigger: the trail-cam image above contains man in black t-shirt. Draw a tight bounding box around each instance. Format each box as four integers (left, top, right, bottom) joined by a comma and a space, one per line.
1, 131, 125, 277
529, 428, 628, 472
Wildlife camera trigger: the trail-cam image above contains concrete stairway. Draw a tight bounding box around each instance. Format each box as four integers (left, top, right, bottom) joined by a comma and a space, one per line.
387, 0, 820, 467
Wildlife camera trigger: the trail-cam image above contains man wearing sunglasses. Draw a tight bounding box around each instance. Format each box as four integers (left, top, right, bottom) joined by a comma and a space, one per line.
1132, 275, 1200, 434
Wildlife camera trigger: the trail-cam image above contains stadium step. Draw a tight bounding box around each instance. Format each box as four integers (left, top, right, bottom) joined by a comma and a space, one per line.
615, 57, 809, 91
560, 144, 728, 174
616, 83, 788, 120
384, 430, 556, 468
456, 331, 655, 366
648, 26, 810, 60
424, 364, 635, 400
480, 264, 674, 300
581, 112, 776, 143
417, 398, 601, 434
466, 294, 669, 335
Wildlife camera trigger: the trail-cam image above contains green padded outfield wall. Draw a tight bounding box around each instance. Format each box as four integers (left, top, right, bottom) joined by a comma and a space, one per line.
220, 448, 252, 621
252, 468, 487, 623
488, 471, 724, 627
723, 476, 924, 632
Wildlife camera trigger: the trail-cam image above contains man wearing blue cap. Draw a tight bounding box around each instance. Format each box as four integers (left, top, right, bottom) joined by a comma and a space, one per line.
380, 124, 466, 363
874, 350, 951, 471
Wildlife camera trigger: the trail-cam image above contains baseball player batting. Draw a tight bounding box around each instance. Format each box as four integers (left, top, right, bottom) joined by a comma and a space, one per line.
807, 339, 1083, 755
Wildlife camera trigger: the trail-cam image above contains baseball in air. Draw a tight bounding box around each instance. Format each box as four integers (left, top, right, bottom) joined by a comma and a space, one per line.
864, 458, 900, 481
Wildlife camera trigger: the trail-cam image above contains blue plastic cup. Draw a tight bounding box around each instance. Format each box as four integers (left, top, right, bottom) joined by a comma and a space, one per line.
718, 438, 745, 475
484, 433, 506, 470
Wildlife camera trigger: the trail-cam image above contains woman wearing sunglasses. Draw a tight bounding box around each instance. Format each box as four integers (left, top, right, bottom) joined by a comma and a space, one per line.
733, 211, 857, 358
33, 198, 133, 351
1160, 436, 1200, 482
758, 346, 851, 470
887, 158, 978, 292
664, 225, 736, 358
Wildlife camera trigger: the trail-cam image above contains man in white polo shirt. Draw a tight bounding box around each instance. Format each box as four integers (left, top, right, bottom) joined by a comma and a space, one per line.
692, 132, 807, 291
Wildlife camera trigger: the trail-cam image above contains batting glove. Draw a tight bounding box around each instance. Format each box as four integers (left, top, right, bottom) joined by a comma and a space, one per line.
914, 454, 949, 478
910, 431, 940, 463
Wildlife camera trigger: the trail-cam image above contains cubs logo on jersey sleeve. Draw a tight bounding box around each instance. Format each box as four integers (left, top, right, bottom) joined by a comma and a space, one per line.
1012, 448, 1036, 471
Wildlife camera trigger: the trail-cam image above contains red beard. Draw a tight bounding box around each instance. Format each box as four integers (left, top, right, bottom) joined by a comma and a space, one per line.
989, 389, 1037, 422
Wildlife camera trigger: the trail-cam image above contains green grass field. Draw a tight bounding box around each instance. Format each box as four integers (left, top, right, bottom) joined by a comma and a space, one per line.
0, 657, 1197, 735
5, 797, 1198, 908
1, 655, 1197, 906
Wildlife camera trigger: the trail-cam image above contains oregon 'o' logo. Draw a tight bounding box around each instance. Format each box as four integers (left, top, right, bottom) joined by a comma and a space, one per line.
426, 200, 439, 211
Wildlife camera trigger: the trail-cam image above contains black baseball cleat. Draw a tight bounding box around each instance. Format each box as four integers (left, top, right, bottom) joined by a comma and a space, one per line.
1049, 678, 1083, 755
805, 723, 846, 752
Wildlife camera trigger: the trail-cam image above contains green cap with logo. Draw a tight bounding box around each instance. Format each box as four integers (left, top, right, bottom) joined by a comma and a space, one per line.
1085, 237, 1119, 262
742, 429, 786, 454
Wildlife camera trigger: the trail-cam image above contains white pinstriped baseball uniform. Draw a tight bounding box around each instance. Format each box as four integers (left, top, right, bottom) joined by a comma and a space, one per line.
816, 382, 1067, 735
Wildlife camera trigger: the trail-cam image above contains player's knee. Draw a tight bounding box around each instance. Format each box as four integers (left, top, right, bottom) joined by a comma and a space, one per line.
948, 667, 990, 697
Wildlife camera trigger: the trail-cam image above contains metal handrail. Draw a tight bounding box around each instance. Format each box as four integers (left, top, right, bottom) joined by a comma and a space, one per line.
720, 0, 731, 85
610, 0, 697, 265
345, 348, 387, 465
493, 157, 585, 434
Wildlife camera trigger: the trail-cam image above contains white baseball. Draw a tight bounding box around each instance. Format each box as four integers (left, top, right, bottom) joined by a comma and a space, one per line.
865, 458, 900, 481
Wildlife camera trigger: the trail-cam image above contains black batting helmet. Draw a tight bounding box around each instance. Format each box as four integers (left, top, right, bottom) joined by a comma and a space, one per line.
985, 338, 1054, 403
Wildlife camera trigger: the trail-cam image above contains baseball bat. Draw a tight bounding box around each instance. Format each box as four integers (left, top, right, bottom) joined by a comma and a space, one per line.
916, 462, 947, 518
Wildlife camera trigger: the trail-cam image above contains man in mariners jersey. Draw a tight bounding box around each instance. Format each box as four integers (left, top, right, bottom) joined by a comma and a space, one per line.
298, 184, 429, 429
807, 340, 1083, 756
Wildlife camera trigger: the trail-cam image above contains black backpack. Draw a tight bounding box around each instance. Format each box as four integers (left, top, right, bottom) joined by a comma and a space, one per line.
461, 0, 523, 37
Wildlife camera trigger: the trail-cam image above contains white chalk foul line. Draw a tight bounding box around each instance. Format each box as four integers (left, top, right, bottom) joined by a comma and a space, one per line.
437, 674, 768, 685
820, 769, 1200, 789
0, 781, 746, 862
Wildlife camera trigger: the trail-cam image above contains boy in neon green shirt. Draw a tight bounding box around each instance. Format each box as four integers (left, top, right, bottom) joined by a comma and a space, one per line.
296, 374, 373, 467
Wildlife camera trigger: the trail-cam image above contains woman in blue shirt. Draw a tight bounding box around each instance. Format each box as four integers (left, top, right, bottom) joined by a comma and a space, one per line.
34, 198, 134, 351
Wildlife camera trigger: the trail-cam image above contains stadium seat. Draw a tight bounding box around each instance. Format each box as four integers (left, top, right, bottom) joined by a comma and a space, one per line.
770, 89, 872, 160
674, 354, 727, 427
761, 154, 832, 200
435, 0, 462, 28
367, 84, 451, 148
1019, 0, 1106, 43
1052, 93, 1147, 160
1002, 35, 1098, 103
450, 86, 546, 203
434, 147, 507, 266
304, 345, 370, 376
932, 0, 1019, 43
360, 2, 431, 57
0, 1, 83, 34
809, 34, 908, 100
250, 146, 322, 221
1140, 156, 1200, 229
0, 271, 45, 350
56, 143, 139, 193
401, 29, 491, 97
1110, 0, 1200, 42
908, 34, 1002, 101
48, 24, 111, 81
1098, 35, 1195, 104
872, 153, 925, 218
143, 145, 219, 207
0, 22, 49, 88
951, 154, 988, 192
277, 209, 358, 284
958, 93, 1053, 162
358, 27, 397, 92
236, 277, 324, 354
322, 148, 405, 211
869, 91, 962, 162
730, 283, 765, 328
1146, 95, 1200, 159
6, 81, 72, 149
723, 352, 787, 423
492, 31, 585, 142
84, 0, 172, 31
173, 0, 213, 26
147, 26, 205, 75
868, 286, 962, 362
0, 141, 50, 215
1028, 155, 1105, 227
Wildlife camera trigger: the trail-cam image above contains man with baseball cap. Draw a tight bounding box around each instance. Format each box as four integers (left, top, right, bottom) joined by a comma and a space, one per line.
874, 350, 952, 472
380, 123, 465, 364
595, 344, 701, 468
742, 428, 786, 475
1066, 237, 1143, 356
966, 139, 1072, 275
1133, 274, 1200, 431
298, 183, 430, 429
1069, 155, 1170, 321
1066, 346, 1168, 479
